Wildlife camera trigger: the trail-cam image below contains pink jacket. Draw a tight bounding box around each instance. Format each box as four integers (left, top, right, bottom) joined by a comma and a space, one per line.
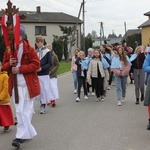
71, 56, 77, 72
112, 61, 131, 77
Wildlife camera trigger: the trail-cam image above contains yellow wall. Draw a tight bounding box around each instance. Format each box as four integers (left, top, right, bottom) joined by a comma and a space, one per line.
142, 26, 150, 45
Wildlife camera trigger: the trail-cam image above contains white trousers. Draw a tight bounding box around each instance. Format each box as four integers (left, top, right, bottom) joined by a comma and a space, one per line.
12, 86, 37, 139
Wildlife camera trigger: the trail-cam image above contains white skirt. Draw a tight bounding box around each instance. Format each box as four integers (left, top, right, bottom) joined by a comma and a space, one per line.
37, 75, 52, 104
49, 78, 59, 101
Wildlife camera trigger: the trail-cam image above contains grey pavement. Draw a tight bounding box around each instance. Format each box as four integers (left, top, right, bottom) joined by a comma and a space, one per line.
0, 73, 150, 150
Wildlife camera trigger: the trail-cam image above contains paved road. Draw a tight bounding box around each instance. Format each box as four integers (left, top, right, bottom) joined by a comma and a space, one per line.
0, 73, 150, 150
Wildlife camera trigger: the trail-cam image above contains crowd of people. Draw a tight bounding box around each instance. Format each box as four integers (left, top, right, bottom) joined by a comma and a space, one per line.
71, 43, 150, 131
0, 26, 59, 148
0, 25, 150, 149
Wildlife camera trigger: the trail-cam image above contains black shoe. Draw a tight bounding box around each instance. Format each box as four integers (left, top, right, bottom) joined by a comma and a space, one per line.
147, 119, 150, 130
19, 139, 28, 143
52, 103, 56, 107
135, 98, 139, 105
141, 94, 144, 101
12, 139, 20, 148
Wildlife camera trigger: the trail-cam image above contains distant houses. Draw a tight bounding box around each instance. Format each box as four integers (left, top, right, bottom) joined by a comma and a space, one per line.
0, 6, 83, 56
138, 11, 150, 46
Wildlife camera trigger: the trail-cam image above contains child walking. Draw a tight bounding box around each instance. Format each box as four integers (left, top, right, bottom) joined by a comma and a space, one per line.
75, 51, 88, 102
111, 46, 131, 106
0, 62, 14, 131
87, 49, 105, 102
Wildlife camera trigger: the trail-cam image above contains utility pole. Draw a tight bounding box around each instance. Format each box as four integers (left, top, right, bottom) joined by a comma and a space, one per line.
82, 0, 85, 52
67, 2, 83, 61
124, 21, 127, 41
99, 22, 102, 45
99, 22, 105, 46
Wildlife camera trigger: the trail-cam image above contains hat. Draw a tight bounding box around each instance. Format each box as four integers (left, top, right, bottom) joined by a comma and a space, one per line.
20, 25, 27, 40
88, 48, 93, 52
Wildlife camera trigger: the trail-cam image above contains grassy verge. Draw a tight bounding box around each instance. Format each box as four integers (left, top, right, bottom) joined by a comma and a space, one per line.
57, 61, 71, 75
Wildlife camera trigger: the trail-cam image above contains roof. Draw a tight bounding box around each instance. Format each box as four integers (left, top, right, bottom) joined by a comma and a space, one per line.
0, 11, 83, 24
122, 29, 141, 38
105, 38, 122, 45
138, 20, 150, 28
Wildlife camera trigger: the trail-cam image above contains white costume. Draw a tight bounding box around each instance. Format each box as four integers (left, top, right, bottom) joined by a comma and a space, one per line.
37, 47, 51, 104
12, 43, 37, 139
49, 77, 59, 101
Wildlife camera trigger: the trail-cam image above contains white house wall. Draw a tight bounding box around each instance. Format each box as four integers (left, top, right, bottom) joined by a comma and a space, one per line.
22, 23, 81, 58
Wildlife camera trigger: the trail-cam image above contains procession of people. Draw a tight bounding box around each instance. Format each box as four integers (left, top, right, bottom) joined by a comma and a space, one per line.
1, 2, 150, 149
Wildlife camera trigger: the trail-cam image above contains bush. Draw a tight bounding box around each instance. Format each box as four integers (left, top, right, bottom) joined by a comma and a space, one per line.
52, 37, 64, 61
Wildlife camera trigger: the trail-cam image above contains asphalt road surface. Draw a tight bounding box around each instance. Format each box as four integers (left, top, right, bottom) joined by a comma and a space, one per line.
0, 73, 150, 150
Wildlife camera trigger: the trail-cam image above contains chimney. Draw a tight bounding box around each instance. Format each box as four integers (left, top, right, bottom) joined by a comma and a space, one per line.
36, 6, 41, 13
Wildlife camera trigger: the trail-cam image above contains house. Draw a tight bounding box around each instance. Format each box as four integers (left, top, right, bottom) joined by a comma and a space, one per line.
122, 29, 141, 40
138, 11, 150, 45
105, 37, 122, 45
0, 6, 83, 57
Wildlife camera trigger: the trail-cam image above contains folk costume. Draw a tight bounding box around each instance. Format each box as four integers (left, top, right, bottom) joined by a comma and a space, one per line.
0, 71, 14, 131
49, 51, 59, 107
36, 46, 52, 113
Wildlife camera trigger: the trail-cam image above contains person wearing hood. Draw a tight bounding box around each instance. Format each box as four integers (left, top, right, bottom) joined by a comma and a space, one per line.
3, 26, 40, 148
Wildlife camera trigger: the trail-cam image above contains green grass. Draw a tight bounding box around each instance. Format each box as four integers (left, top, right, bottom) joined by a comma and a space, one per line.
57, 61, 71, 75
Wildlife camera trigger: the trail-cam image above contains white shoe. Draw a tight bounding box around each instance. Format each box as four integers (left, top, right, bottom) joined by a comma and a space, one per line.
74, 89, 77, 94
87, 92, 90, 96
91, 92, 95, 96
121, 97, 126, 103
84, 95, 88, 100
101, 95, 105, 101
117, 101, 122, 106
107, 86, 111, 90
76, 97, 80, 102
96, 97, 100, 102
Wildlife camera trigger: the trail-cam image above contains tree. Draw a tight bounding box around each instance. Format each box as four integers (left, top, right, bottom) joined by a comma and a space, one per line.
126, 33, 141, 50
52, 35, 64, 61
59, 25, 76, 61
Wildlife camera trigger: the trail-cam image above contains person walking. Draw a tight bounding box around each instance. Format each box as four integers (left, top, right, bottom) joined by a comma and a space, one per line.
111, 46, 131, 106
0, 61, 14, 132
75, 51, 88, 102
71, 48, 80, 94
130, 45, 146, 104
46, 44, 59, 107
85, 48, 95, 96
36, 36, 52, 114
87, 49, 105, 102
2, 26, 40, 148
142, 51, 150, 129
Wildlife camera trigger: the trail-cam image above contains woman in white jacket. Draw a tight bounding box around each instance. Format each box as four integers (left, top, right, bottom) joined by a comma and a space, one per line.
87, 49, 105, 101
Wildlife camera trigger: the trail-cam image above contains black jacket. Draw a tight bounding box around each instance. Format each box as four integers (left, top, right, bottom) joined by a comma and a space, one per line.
75, 57, 87, 77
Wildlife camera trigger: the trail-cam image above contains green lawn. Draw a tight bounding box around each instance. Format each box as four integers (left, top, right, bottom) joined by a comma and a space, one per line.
57, 61, 71, 75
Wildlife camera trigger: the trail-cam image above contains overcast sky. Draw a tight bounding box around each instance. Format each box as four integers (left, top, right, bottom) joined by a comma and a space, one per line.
1, 0, 150, 37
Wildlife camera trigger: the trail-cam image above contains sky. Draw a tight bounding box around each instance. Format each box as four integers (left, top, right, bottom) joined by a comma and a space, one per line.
0, 0, 150, 37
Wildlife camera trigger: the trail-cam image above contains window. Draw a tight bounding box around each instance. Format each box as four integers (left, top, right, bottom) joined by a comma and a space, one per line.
35, 26, 46, 36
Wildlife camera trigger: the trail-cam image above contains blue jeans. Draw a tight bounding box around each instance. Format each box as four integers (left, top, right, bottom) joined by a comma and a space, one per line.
72, 71, 78, 90
115, 76, 127, 101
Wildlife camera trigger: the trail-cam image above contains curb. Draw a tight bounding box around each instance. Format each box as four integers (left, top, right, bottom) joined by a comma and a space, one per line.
57, 71, 71, 77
